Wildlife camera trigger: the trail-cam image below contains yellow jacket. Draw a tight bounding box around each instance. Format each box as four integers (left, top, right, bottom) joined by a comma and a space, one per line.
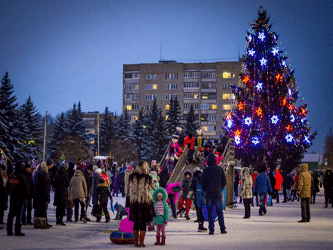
297, 163, 311, 198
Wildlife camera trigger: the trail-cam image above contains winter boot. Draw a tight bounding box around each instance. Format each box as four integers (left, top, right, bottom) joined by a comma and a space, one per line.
7, 222, 13, 236
139, 230, 146, 247
185, 214, 191, 220
154, 235, 161, 245
161, 236, 166, 245
198, 223, 207, 232
133, 230, 139, 247
15, 224, 25, 236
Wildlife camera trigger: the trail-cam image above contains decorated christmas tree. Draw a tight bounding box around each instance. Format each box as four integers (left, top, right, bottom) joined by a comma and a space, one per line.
223, 8, 316, 169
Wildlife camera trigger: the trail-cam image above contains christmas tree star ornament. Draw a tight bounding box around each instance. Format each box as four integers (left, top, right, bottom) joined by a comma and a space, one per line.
255, 82, 263, 91
252, 137, 260, 145
271, 115, 279, 124
272, 47, 279, 56
258, 32, 266, 41
248, 49, 255, 56
285, 134, 293, 143
260, 57, 267, 66
244, 117, 252, 126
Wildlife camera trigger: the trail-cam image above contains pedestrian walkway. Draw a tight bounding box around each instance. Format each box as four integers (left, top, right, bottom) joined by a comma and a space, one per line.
1, 190, 332, 249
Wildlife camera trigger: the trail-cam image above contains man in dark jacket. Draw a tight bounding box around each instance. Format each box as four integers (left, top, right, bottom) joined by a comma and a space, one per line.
201, 153, 227, 235
52, 163, 70, 225
33, 161, 51, 229
22, 163, 34, 225
7, 161, 29, 236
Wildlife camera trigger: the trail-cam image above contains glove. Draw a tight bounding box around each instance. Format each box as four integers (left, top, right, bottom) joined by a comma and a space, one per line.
110, 201, 114, 214
164, 221, 168, 225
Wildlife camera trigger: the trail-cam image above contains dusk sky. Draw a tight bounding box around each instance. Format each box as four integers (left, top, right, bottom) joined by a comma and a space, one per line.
1, 0, 332, 154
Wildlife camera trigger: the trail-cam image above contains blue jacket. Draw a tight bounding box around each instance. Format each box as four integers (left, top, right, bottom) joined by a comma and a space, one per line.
253, 172, 273, 195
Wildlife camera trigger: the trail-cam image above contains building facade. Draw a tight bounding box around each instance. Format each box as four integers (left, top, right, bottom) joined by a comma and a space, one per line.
123, 60, 242, 139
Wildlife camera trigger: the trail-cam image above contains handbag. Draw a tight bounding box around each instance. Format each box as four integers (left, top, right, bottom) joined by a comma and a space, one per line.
186, 190, 195, 200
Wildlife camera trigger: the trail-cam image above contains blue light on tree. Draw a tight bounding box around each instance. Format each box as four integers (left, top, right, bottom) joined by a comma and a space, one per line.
248, 49, 255, 56
244, 117, 252, 126
272, 47, 279, 56
252, 136, 260, 145
290, 114, 295, 123
304, 136, 311, 145
271, 115, 279, 124
255, 82, 263, 91
260, 57, 267, 66
285, 134, 293, 143
227, 120, 233, 128
258, 32, 265, 41
235, 136, 241, 145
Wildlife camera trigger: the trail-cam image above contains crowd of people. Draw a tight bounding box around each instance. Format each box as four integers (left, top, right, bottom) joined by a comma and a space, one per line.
0, 129, 332, 247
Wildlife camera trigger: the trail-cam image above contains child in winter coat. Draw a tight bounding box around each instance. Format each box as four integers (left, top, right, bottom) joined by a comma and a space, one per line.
152, 188, 169, 246
96, 178, 113, 223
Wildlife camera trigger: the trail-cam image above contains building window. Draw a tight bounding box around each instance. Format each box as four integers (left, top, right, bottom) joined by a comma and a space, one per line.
184, 93, 199, 99
202, 82, 216, 89
223, 72, 236, 78
145, 94, 156, 100
165, 73, 178, 80
223, 94, 230, 99
132, 104, 139, 110
194, 103, 199, 110
184, 72, 199, 78
184, 103, 198, 110
165, 84, 178, 90
125, 73, 132, 79
165, 104, 170, 110
132, 73, 140, 79
125, 73, 140, 79
125, 94, 131, 100
201, 126, 216, 132
202, 71, 217, 78
132, 83, 139, 90
208, 113, 217, 121
131, 115, 137, 122
184, 82, 199, 88
145, 74, 157, 80
201, 114, 208, 121
145, 84, 157, 90
222, 83, 229, 89
126, 105, 132, 110
210, 104, 217, 110
201, 93, 216, 100
125, 84, 132, 90
165, 115, 168, 120
201, 104, 209, 110
223, 104, 231, 110
165, 94, 178, 100
132, 94, 139, 100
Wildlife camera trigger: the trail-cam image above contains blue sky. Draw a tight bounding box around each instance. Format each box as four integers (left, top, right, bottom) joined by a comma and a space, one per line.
1, 0, 332, 153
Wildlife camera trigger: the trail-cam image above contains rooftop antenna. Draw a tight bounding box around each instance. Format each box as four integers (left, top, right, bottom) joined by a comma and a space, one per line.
160, 43, 162, 61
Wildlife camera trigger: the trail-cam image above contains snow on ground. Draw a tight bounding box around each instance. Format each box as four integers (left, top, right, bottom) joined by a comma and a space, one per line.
1, 190, 332, 250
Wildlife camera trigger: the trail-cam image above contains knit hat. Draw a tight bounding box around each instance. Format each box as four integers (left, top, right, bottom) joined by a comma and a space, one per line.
95, 168, 102, 174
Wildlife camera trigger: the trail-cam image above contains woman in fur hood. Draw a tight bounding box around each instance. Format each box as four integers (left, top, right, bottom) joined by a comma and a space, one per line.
127, 160, 156, 247
240, 167, 253, 219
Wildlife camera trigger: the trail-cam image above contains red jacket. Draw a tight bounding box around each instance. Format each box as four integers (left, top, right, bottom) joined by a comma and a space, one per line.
184, 136, 194, 150
274, 169, 283, 190
251, 172, 258, 187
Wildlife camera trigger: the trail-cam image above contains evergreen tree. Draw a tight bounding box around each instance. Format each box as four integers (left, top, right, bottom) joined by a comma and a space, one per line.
65, 102, 90, 161
184, 104, 199, 136
49, 112, 68, 160
223, 8, 315, 169
0, 72, 20, 160
166, 96, 182, 135
20, 95, 43, 160
131, 108, 148, 160
99, 107, 115, 156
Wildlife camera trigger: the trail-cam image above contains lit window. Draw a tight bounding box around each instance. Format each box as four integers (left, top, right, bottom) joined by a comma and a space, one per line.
223, 105, 231, 110
223, 94, 230, 99
210, 104, 217, 110
165, 105, 170, 110
202, 95, 208, 99
153, 84, 157, 90
135, 116, 138, 120
132, 104, 139, 110
194, 93, 199, 99
231, 94, 235, 99
201, 126, 208, 131
165, 115, 169, 120
126, 105, 132, 110
223, 72, 231, 78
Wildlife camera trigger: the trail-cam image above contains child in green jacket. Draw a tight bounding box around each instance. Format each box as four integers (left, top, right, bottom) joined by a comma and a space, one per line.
152, 187, 169, 245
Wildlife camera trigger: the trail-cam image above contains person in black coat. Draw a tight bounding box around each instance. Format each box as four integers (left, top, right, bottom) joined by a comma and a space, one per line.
159, 166, 169, 188
7, 161, 29, 236
234, 170, 240, 202
52, 163, 70, 225
96, 178, 113, 222
67, 162, 75, 180
33, 162, 51, 228
268, 171, 276, 206
201, 153, 227, 235
22, 163, 34, 225
0, 164, 7, 225
83, 165, 93, 216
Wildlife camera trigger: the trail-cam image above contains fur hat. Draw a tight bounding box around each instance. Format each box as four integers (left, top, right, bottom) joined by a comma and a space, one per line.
176, 127, 182, 132
95, 168, 102, 174
93, 165, 98, 171
157, 192, 163, 197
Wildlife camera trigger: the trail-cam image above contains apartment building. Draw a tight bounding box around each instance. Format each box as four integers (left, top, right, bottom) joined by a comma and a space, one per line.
123, 60, 242, 139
